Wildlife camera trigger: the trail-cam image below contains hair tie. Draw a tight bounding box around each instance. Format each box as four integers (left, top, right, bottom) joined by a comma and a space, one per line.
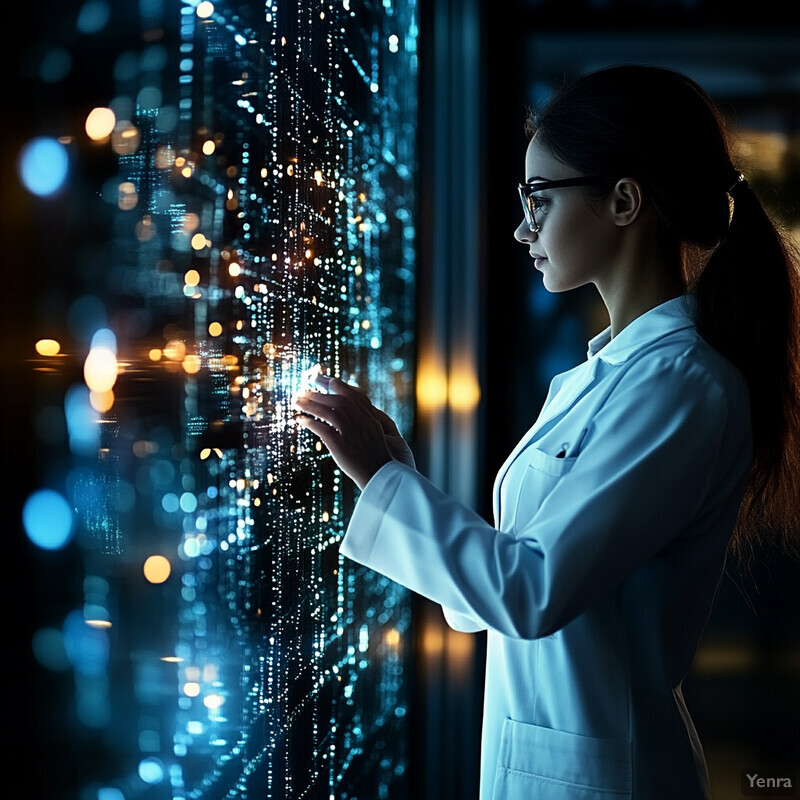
727, 173, 748, 198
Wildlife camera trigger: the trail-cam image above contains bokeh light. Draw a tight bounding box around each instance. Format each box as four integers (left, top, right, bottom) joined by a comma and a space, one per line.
84, 345, 118, 394
18, 137, 69, 197
76, 0, 110, 34
85, 107, 116, 140
22, 489, 74, 550
143, 555, 171, 584
35, 339, 61, 356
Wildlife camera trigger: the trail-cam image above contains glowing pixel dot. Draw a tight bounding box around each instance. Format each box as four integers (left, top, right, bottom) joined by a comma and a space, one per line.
196, 1, 214, 18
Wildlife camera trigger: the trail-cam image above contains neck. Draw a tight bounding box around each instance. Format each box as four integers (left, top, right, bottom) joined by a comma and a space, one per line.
598, 229, 684, 338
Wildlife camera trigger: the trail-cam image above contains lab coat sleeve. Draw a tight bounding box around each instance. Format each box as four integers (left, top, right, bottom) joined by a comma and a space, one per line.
340, 355, 743, 639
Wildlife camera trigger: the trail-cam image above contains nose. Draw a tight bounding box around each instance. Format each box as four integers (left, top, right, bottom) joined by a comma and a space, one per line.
514, 218, 536, 244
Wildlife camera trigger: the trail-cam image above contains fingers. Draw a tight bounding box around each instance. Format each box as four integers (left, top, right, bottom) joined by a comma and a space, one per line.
315, 374, 367, 401
293, 392, 344, 428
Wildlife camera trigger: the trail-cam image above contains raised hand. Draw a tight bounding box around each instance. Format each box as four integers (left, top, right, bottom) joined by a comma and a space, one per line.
293, 374, 414, 490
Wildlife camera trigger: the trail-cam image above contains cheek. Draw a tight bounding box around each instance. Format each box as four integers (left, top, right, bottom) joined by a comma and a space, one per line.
546, 203, 610, 262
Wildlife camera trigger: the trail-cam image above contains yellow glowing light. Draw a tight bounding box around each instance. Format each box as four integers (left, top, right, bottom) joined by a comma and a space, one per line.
422, 625, 444, 656
111, 122, 140, 155
361, 319, 371, 329
148, 348, 162, 361
161, 656, 184, 663
183, 682, 201, 697
196, 0, 214, 18
181, 165, 193, 178
202, 139, 216, 155
305, 248, 313, 259
184, 269, 200, 286
89, 389, 115, 413
35, 338, 61, 356
314, 169, 324, 185
84, 346, 118, 393
416, 363, 448, 411
228, 262, 241, 277
143, 554, 171, 584
385, 628, 401, 647
182, 354, 201, 374
448, 369, 481, 412
85, 107, 116, 141
85, 619, 112, 629
191, 233, 208, 250
208, 321, 223, 337
163, 340, 186, 361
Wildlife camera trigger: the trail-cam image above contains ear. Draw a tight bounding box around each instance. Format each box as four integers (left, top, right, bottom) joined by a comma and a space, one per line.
609, 177, 644, 227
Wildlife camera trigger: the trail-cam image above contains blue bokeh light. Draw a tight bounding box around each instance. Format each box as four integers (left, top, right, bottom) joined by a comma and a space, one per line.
18, 137, 69, 197
62, 610, 109, 675
138, 757, 165, 784
77, 0, 110, 34
22, 489, 74, 550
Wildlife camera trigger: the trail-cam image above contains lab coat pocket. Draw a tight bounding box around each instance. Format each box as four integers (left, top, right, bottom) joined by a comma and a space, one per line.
492, 717, 631, 799
511, 449, 576, 533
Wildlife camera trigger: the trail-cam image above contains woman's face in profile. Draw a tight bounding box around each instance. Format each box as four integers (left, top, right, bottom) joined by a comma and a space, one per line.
514, 137, 619, 294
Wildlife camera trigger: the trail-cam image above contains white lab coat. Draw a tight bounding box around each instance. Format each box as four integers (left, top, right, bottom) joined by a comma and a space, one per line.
340, 296, 752, 799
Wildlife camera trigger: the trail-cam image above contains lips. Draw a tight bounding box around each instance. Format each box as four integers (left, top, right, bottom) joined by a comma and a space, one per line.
530, 254, 547, 269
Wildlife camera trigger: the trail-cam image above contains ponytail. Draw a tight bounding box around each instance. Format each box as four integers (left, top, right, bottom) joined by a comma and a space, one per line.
693, 178, 800, 559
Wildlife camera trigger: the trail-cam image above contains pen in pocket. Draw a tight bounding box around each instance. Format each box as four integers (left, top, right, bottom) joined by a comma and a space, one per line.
555, 427, 588, 458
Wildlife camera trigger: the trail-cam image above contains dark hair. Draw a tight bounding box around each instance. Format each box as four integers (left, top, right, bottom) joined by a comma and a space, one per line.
526, 64, 800, 561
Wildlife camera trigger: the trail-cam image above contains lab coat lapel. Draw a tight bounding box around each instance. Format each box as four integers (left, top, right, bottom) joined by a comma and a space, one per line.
493, 357, 599, 523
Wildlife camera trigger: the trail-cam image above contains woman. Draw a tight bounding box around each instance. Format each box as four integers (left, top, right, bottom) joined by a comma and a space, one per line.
293, 65, 800, 799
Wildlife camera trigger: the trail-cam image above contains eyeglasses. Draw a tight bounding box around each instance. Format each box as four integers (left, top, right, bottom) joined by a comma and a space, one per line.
518, 176, 610, 233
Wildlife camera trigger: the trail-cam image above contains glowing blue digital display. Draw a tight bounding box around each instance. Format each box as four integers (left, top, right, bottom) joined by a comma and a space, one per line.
25, 0, 418, 796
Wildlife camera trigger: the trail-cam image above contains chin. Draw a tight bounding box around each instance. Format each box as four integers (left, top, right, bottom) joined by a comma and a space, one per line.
540, 275, 573, 294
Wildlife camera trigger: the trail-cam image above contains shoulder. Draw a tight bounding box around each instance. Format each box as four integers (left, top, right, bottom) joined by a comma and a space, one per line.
608, 326, 750, 430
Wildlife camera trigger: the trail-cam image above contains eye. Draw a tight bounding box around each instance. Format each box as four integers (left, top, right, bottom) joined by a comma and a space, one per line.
531, 196, 550, 212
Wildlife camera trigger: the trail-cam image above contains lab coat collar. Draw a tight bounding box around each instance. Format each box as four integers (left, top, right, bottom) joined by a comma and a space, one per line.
587, 295, 696, 365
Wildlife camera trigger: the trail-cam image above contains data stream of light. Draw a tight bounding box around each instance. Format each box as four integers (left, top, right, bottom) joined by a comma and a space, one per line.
24, 0, 418, 797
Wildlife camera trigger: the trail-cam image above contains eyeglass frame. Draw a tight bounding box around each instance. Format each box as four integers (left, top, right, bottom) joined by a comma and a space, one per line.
518, 176, 613, 233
